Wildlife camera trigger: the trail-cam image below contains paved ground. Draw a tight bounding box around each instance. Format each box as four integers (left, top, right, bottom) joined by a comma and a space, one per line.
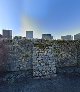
0, 74, 80, 92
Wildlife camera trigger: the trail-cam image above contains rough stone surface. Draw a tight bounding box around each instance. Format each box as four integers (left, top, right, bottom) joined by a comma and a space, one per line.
1, 39, 80, 80
7, 39, 33, 71
33, 45, 56, 78
52, 41, 77, 67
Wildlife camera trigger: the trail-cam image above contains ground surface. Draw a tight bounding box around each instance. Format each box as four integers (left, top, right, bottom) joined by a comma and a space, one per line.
0, 74, 80, 92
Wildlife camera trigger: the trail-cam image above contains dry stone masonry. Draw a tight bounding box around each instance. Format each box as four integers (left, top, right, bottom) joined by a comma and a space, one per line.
33, 44, 56, 78
7, 39, 33, 71
52, 41, 77, 67
1, 39, 80, 80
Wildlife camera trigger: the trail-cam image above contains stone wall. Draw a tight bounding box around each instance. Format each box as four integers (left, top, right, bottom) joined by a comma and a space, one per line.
57, 66, 80, 74
1, 39, 80, 79
52, 40, 77, 67
33, 41, 56, 78
7, 39, 33, 71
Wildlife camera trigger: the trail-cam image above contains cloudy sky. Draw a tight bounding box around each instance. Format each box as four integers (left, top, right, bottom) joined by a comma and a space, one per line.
0, 0, 80, 39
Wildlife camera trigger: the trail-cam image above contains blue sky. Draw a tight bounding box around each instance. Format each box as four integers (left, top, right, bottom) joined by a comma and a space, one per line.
0, 0, 80, 39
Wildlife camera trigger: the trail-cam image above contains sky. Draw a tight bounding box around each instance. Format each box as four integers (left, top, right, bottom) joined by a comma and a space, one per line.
0, 0, 80, 39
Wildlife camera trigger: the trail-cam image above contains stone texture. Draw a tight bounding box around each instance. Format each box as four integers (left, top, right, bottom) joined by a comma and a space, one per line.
1, 39, 80, 79
7, 39, 33, 71
33, 41, 56, 78
52, 40, 77, 67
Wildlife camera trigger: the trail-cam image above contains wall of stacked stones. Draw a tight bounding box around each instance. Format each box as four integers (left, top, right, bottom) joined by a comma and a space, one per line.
1, 39, 80, 77
33, 40, 80, 77
7, 39, 33, 71
33, 40, 79, 67
33, 40, 56, 78
76, 41, 80, 66
52, 40, 77, 67
52, 40, 80, 74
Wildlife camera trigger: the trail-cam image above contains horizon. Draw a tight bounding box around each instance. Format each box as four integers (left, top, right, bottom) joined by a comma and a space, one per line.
0, 29, 79, 40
